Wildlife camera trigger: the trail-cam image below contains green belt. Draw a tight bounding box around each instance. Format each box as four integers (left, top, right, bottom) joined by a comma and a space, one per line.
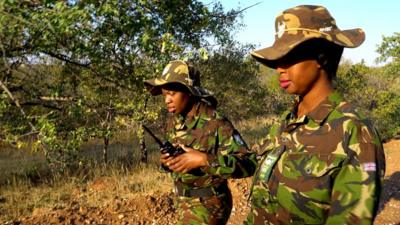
175, 182, 229, 198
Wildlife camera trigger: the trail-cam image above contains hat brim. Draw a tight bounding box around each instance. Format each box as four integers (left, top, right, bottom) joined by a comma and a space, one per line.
144, 78, 199, 96
144, 78, 189, 96
251, 28, 365, 68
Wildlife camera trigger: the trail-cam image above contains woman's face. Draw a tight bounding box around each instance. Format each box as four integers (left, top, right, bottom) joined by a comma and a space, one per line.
161, 85, 192, 115
276, 56, 321, 96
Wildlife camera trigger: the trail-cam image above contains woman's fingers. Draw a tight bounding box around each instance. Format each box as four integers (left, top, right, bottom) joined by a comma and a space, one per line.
162, 146, 205, 173
169, 156, 192, 173
168, 156, 185, 169
172, 163, 187, 173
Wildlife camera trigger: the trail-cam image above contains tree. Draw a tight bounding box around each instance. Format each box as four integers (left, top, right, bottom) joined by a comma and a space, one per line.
376, 32, 400, 63
195, 42, 265, 120
0, 0, 243, 170
336, 59, 400, 141
374, 32, 400, 139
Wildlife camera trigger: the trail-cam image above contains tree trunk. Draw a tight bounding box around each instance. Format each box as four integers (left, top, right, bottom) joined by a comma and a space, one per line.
102, 109, 113, 165
139, 97, 149, 164
140, 125, 147, 163
103, 136, 109, 164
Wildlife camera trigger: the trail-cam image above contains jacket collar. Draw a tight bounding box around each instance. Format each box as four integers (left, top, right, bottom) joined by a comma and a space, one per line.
174, 101, 209, 130
284, 91, 343, 127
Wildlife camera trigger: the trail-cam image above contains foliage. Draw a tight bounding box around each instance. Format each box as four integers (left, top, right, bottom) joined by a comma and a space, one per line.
336, 60, 400, 140
376, 32, 400, 63
193, 44, 292, 121
1, 0, 399, 174
196, 43, 266, 119
374, 32, 400, 139
0, 0, 243, 170
371, 91, 400, 140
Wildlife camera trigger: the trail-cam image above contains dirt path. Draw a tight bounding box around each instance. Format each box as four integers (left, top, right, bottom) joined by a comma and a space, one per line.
6, 140, 400, 225
374, 139, 400, 225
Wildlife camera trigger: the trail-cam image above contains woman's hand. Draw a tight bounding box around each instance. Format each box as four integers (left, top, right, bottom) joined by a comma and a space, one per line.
160, 143, 180, 167
162, 144, 208, 173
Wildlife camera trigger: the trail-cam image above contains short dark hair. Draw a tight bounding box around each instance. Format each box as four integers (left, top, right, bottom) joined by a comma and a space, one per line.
289, 39, 344, 80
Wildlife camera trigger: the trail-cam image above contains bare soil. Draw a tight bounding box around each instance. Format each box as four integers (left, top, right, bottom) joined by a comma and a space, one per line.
374, 139, 400, 225
3, 140, 400, 225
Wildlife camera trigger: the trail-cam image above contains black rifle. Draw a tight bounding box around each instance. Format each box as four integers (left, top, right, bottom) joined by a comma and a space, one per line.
143, 125, 184, 156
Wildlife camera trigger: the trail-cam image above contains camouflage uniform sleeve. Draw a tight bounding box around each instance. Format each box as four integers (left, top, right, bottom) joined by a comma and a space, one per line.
201, 118, 257, 179
326, 119, 385, 225
254, 123, 281, 157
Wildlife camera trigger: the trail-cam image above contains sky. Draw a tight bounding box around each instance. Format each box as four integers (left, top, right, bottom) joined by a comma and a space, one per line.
202, 0, 399, 66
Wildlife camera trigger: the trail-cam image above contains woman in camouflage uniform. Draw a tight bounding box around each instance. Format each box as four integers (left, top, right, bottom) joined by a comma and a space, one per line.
145, 60, 257, 225
245, 5, 385, 225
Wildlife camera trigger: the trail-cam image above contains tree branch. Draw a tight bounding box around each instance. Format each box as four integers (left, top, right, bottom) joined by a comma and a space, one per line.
211, 2, 262, 18
19, 101, 63, 111
39, 96, 75, 102
41, 50, 91, 67
0, 76, 37, 131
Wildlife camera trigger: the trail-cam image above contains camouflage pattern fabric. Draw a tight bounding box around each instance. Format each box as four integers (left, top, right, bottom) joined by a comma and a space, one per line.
251, 5, 365, 68
144, 60, 217, 107
166, 101, 257, 225
176, 192, 232, 225
245, 92, 385, 225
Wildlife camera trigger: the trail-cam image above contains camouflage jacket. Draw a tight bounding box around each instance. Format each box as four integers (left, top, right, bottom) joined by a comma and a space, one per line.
166, 101, 257, 190
245, 92, 385, 225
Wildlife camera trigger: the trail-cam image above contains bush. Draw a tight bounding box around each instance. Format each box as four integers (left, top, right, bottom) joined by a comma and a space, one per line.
336, 61, 400, 141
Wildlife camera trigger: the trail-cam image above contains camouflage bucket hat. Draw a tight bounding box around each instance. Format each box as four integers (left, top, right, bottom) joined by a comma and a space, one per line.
144, 60, 217, 106
251, 5, 365, 66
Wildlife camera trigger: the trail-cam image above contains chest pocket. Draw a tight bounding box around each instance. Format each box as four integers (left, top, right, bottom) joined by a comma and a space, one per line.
281, 152, 345, 179
175, 129, 214, 153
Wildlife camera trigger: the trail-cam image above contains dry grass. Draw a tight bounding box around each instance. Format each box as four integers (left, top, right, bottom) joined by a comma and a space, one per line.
235, 115, 278, 145
0, 144, 47, 186
0, 159, 172, 222
0, 178, 77, 221
0, 131, 171, 222
0, 116, 275, 222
